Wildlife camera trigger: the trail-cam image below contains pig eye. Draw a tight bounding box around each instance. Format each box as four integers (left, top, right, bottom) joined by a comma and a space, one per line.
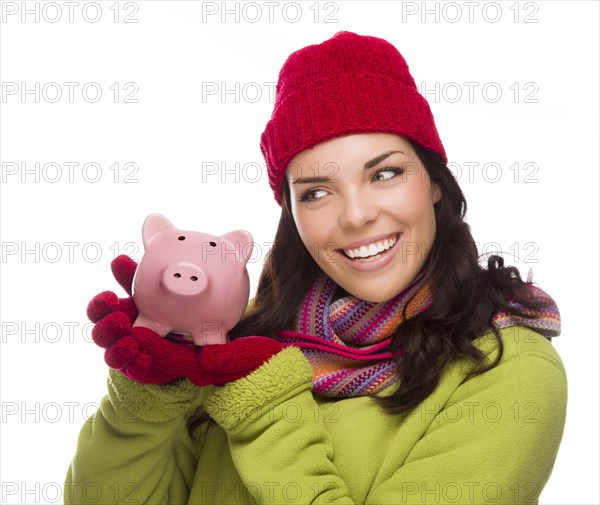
209, 241, 216, 247
178, 236, 186, 241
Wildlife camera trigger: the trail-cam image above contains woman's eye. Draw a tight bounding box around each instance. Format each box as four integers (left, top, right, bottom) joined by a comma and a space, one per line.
374, 167, 404, 182
299, 188, 328, 202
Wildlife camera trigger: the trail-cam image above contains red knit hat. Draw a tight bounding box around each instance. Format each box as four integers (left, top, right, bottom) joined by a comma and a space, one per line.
260, 31, 448, 206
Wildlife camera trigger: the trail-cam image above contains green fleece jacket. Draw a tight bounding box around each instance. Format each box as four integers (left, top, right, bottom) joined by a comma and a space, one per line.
65, 325, 567, 505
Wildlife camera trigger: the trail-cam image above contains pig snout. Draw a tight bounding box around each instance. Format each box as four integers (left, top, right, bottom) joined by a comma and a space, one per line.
162, 263, 208, 296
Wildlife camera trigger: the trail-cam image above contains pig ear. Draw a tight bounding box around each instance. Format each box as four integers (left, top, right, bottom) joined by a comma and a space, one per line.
221, 229, 254, 265
142, 214, 175, 247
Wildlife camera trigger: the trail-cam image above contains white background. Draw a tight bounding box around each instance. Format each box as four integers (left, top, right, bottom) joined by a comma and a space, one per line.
1, 1, 598, 504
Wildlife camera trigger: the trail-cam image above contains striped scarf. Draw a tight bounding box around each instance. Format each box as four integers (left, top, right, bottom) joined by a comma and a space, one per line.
277, 267, 561, 397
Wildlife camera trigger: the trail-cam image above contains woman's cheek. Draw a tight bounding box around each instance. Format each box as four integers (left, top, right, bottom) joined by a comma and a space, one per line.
388, 186, 433, 223
296, 214, 325, 261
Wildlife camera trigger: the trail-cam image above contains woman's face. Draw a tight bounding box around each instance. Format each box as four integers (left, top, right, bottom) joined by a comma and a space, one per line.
286, 133, 441, 302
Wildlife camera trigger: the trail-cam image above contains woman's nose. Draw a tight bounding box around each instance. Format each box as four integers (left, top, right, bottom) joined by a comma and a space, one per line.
337, 190, 378, 230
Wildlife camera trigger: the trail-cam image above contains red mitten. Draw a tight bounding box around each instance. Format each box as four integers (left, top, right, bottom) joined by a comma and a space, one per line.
193, 337, 285, 386
88, 255, 285, 387
137, 334, 285, 387
87, 255, 138, 324
87, 255, 183, 383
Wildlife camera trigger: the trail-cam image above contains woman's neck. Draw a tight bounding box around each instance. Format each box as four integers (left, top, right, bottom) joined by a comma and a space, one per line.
332, 287, 351, 302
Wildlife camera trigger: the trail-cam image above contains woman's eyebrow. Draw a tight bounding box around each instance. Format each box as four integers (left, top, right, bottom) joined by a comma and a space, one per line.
291, 150, 406, 185
363, 150, 405, 169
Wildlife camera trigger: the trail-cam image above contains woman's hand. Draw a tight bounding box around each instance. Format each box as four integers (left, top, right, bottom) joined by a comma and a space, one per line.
87, 255, 185, 383
87, 255, 284, 386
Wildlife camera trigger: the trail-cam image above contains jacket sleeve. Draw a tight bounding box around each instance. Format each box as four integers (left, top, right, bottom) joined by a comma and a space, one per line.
204, 346, 356, 504
64, 369, 212, 505
366, 346, 568, 504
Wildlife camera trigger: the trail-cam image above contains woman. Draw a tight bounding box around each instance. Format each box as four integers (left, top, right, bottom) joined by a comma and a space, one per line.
65, 31, 567, 505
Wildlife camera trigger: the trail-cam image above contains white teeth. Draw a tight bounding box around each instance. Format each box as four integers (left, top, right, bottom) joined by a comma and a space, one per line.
343, 235, 398, 259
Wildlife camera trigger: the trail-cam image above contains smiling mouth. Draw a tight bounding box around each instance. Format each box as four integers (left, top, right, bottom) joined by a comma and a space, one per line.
341, 233, 400, 260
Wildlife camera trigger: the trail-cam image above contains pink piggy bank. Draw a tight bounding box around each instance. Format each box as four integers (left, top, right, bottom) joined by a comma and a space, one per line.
132, 213, 253, 345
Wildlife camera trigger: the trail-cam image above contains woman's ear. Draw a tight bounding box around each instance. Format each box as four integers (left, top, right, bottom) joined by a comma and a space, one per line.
432, 183, 442, 204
